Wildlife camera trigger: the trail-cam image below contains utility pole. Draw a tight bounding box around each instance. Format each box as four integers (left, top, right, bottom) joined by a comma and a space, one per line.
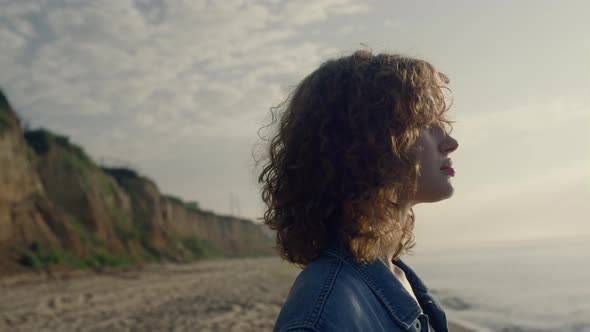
229, 192, 235, 216
235, 193, 241, 216
229, 192, 241, 217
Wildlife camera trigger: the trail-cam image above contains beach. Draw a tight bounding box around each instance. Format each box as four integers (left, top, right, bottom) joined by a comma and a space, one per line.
0, 257, 474, 332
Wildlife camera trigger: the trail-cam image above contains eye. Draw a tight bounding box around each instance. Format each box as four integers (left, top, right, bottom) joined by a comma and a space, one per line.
427, 124, 446, 138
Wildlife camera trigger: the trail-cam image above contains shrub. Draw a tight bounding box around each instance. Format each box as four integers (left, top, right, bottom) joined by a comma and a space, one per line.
23, 129, 53, 155
18, 252, 42, 270
24, 129, 93, 169
180, 236, 225, 260
16, 241, 131, 271
101, 167, 140, 187
185, 201, 200, 210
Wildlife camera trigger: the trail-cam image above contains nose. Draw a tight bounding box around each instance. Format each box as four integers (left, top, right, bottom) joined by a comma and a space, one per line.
441, 135, 458, 154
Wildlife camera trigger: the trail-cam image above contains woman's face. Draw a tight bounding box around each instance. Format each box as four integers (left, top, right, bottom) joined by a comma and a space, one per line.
411, 123, 459, 204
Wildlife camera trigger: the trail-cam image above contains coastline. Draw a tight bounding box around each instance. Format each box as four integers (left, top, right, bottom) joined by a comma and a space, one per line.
0, 257, 482, 331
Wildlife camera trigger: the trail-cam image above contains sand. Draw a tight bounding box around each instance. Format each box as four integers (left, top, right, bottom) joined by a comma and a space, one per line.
0, 257, 474, 332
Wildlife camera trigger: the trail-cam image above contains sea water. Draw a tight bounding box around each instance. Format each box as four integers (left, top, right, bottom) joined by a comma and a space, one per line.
405, 235, 590, 332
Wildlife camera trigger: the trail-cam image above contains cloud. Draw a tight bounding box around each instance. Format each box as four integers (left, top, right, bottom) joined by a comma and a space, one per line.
0, 0, 369, 165
276, 0, 369, 26
383, 18, 400, 29
0, 0, 378, 220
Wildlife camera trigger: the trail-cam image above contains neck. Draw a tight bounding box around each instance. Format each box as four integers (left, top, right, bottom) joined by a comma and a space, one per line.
379, 202, 413, 270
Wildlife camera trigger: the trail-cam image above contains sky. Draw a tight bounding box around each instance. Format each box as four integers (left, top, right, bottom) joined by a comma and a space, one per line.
1, 0, 589, 250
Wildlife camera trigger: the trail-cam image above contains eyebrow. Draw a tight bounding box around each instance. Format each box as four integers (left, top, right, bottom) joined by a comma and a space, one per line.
429, 123, 447, 137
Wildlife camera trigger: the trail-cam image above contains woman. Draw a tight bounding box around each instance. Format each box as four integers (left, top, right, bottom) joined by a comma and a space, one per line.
258, 50, 459, 332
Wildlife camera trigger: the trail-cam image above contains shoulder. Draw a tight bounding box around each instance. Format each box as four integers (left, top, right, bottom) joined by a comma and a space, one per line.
273, 255, 343, 331
274, 255, 405, 332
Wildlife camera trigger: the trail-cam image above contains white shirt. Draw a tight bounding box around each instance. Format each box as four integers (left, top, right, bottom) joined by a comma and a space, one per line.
381, 258, 434, 332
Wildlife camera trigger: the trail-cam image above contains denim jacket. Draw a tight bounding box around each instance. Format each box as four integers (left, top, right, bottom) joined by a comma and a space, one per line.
273, 244, 448, 332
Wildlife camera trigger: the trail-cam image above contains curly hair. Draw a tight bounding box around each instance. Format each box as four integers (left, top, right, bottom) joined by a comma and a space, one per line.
257, 50, 454, 266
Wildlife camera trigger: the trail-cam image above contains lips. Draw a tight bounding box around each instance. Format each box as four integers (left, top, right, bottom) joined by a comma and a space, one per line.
440, 159, 453, 170
441, 167, 455, 177
440, 159, 455, 176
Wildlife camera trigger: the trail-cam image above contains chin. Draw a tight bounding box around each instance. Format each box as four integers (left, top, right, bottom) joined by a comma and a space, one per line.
413, 178, 456, 204
438, 186, 455, 201
419, 187, 455, 204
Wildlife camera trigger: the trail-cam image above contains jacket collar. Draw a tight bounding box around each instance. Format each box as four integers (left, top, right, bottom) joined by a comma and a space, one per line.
392, 258, 428, 293
324, 243, 422, 330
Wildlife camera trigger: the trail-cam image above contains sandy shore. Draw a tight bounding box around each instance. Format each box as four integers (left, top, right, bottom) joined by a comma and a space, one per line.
0, 257, 474, 332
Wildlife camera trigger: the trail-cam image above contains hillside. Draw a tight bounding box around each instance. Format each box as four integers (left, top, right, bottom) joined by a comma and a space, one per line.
0, 90, 273, 277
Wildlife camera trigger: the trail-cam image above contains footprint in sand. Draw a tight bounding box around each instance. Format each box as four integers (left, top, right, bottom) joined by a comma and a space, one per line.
47, 297, 57, 309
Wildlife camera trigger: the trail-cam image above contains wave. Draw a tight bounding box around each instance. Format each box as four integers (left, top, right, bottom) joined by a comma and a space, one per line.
434, 291, 590, 332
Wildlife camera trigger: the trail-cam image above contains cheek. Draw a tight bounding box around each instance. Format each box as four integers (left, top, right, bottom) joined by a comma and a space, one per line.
416, 147, 437, 172
417, 163, 437, 185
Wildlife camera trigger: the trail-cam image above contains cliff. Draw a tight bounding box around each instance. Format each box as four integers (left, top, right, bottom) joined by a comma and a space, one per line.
162, 197, 272, 256
0, 90, 273, 276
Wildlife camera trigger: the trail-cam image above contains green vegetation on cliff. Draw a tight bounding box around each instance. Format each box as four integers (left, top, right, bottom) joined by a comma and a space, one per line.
17, 241, 129, 271
101, 167, 142, 186
179, 236, 226, 260
24, 129, 93, 168
165, 194, 200, 211
64, 214, 104, 247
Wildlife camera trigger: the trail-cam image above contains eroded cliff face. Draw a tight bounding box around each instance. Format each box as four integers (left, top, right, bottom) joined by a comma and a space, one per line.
0, 93, 83, 274
102, 168, 180, 260
0, 90, 272, 276
163, 198, 272, 256
27, 132, 128, 254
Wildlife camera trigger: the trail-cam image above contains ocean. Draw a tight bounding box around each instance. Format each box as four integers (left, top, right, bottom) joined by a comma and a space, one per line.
404, 235, 590, 332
